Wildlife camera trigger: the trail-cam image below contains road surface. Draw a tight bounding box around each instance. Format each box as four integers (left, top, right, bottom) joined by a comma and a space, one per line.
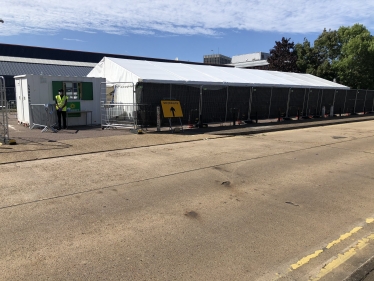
1, 121, 374, 280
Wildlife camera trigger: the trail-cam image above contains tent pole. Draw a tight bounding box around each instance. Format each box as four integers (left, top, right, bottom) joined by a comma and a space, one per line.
320, 89, 324, 115
199, 86, 203, 127
302, 88, 306, 117
268, 87, 273, 119
343, 90, 348, 114
247, 87, 253, 122
225, 86, 229, 123
133, 82, 136, 129
333, 89, 337, 107
285, 88, 291, 118
354, 90, 358, 114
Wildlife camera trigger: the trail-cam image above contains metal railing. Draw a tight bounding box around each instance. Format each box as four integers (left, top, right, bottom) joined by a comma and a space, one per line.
0, 76, 9, 143
7, 99, 16, 110
100, 81, 143, 129
30, 104, 58, 133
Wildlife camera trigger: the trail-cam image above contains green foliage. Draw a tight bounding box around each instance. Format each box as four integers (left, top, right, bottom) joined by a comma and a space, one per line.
295, 38, 318, 74
334, 24, 374, 89
268, 37, 299, 72
296, 24, 374, 89
295, 29, 340, 81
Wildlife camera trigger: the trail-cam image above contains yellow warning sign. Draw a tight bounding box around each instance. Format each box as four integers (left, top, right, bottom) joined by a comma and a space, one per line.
161, 100, 183, 118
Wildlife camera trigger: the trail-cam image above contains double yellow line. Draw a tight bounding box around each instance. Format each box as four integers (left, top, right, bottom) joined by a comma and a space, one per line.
288, 218, 374, 280
311, 233, 374, 280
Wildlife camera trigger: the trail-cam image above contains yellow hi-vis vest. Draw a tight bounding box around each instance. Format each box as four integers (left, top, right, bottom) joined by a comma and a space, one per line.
55, 95, 68, 111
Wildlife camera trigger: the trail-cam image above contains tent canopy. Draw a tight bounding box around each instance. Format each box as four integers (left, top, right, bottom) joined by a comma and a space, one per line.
88, 57, 349, 89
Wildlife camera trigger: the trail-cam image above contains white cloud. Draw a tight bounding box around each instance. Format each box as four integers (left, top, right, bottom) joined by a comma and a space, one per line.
0, 0, 373, 36
63, 38, 85, 42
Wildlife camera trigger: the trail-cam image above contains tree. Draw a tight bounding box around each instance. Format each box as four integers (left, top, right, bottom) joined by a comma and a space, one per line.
267, 37, 299, 72
334, 24, 374, 89
313, 28, 341, 81
296, 29, 340, 81
295, 38, 317, 74
295, 24, 374, 89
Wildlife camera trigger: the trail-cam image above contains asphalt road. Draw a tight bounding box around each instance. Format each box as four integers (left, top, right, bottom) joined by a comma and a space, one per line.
364, 271, 374, 281
1, 121, 374, 280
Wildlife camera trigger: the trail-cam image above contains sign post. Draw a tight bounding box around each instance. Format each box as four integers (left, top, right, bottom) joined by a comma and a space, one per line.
160, 100, 184, 132
156, 106, 161, 131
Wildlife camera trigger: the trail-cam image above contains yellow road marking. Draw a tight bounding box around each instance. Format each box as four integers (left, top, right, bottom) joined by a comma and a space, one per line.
289, 218, 374, 273
290, 250, 324, 270
326, 227, 362, 249
310, 234, 374, 281
289, 227, 363, 271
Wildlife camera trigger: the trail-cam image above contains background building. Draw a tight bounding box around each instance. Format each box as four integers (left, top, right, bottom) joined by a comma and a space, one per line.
203, 52, 270, 69
228, 52, 270, 69
0, 43, 207, 100
203, 54, 231, 65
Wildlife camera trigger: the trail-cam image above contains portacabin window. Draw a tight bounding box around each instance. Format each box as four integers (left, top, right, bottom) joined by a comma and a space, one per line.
52, 81, 93, 100
64, 82, 81, 100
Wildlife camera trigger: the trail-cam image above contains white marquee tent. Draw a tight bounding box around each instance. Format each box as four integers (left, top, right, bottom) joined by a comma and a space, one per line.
87, 57, 351, 125
88, 56, 349, 89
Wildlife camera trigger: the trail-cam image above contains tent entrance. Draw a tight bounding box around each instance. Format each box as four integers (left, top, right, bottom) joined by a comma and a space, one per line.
100, 82, 150, 130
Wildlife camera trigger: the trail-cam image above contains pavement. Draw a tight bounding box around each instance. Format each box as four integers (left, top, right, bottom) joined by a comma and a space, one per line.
347, 255, 374, 281
364, 269, 374, 281
1, 112, 374, 280
3, 112, 374, 165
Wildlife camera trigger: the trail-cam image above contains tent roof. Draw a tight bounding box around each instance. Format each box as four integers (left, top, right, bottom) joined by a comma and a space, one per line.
100, 57, 349, 89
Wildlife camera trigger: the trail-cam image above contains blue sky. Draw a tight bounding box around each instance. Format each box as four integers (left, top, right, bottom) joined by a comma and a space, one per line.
0, 0, 373, 63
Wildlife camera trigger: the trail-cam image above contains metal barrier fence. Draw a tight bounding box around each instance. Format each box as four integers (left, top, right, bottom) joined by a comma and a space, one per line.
136, 83, 374, 126
5, 87, 15, 102
101, 103, 137, 129
7, 99, 16, 110
100, 81, 151, 130
0, 76, 9, 143
30, 104, 58, 132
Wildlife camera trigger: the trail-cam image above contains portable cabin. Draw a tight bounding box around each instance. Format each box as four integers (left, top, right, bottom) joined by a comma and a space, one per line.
15, 74, 105, 127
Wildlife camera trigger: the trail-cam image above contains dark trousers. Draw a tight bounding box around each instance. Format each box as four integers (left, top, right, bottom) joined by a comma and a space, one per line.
57, 110, 67, 129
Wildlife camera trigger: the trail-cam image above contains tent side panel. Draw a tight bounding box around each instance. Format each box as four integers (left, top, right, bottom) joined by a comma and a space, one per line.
140, 83, 171, 125
227, 86, 252, 121
345, 90, 357, 113
251, 87, 272, 119
288, 88, 305, 118
355, 90, 366, 113
171, 84, 200, 124
320, 89, 335, 115
269, 87, 289, 119
333, 90, 346, 115
365, 90, 374, 112
201, 88, 227, 123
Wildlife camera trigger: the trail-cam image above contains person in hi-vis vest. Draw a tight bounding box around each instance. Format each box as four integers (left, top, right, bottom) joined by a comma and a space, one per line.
55, 88, 68, 130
